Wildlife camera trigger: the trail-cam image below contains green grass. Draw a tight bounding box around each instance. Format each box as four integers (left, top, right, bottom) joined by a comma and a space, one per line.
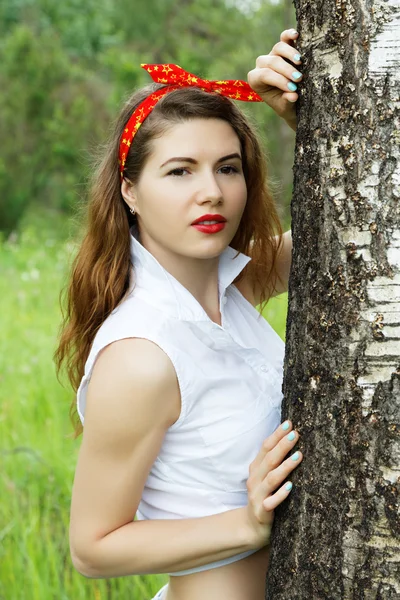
0, 207, 287, 599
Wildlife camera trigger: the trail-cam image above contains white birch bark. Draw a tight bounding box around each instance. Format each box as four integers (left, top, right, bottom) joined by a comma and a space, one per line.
265, 1, 400, 598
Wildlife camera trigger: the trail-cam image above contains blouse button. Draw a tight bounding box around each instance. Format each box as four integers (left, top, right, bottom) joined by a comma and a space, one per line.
260, 364, 269, 372
222, 296, 228, 305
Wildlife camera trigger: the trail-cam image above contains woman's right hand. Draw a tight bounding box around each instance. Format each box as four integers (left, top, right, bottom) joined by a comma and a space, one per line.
243, 420, 303, 548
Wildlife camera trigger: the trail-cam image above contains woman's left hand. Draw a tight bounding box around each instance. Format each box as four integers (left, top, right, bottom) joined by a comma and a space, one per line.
247, 28, 302, 131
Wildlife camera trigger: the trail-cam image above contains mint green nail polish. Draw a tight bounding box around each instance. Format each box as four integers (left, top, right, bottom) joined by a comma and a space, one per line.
292, 72, 302, 80
287, 82, 297, 91
282, 421, 290, 431
287, 431, 295, 441
294, 53, 301, 61
291, 451, 300, 461
285, 482, 293, 491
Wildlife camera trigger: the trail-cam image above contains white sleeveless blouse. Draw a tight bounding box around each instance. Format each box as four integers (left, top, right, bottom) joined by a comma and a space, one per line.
77, 224, 285, 576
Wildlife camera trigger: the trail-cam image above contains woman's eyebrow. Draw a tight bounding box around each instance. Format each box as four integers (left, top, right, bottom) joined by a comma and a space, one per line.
160, 153, 242, 169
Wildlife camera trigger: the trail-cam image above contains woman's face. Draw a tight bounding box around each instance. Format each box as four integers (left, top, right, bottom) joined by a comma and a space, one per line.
122, 118, 247, 261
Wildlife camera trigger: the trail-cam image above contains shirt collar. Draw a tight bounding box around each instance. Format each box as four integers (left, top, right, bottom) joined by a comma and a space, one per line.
128, 223, 252, 321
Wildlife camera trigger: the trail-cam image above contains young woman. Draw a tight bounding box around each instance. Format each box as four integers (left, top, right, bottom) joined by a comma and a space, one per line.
55, 28, 304, 600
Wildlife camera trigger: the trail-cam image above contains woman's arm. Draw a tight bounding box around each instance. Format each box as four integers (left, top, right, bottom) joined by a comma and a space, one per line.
270, 229, 292, 297
70, 338, 258, 579
79, 508, 255, 578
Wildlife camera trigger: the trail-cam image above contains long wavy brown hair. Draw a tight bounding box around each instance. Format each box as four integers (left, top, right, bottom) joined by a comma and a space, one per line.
54, 82, 284, 438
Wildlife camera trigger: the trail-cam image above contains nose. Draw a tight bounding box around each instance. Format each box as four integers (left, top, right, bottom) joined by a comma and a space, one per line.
196, 171, 223, 205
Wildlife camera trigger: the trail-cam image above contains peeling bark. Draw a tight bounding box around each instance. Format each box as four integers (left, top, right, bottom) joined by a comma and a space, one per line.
265, 1, 400, 598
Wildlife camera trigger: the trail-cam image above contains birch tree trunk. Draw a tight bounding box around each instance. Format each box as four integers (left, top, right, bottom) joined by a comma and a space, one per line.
266, 1, 400, 598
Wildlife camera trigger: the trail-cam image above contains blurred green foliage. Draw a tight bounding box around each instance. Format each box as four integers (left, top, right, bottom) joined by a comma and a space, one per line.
0, 0, 295, 236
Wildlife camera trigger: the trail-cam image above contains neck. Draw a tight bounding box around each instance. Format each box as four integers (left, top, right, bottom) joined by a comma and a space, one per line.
138, 229, 222, 321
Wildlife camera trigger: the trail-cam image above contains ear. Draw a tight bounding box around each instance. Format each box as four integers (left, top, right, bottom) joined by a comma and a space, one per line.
121, 178, 139, 213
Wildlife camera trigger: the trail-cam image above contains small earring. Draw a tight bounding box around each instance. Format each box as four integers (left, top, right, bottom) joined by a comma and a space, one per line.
130, 207, 136, 215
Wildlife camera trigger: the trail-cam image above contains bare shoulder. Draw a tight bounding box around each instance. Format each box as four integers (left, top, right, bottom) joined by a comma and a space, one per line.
86, 337, 181, 435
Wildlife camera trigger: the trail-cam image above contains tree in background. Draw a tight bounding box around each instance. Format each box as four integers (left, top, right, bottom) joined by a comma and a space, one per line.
267, 0, 399, 597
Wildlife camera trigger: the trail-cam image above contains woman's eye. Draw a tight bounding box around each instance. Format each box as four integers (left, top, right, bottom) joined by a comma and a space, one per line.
168, 168, 188, 176
219, 165, 239, 174
167, 165, 239, 176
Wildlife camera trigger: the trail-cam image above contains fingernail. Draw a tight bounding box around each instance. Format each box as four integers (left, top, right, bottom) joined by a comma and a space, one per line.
287, 431, 296, 441
287, 82, 297, 91
294, 53, 302, 61
285, 482, 293, 491
282, 421, 290, 431
292, 71, 302, 80
291, 451, 300, 461
291, 29, 298, 35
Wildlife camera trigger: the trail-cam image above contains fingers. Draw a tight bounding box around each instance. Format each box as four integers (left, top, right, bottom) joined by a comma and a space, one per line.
251, 419, 295, 470
261, 439, 303, 512
256, 37, 302, 68
282, 91, 299, 104
263, 480, 294, 511
254, 29, 303, 97
252, 59, 302, 96
280, 28, 299, 45
261, 447, 303, 495
246, 419, 302, 525
249, 28, 302, 108
269, 426, 300, 465
259, 427, 300, 478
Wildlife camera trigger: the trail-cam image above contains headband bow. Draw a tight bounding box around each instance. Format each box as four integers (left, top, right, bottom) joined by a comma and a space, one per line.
119, 63, 263, 181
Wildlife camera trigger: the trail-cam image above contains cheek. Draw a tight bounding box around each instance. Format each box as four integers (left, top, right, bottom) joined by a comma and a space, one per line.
139, 183, 187, 232
138, 179, 172, 213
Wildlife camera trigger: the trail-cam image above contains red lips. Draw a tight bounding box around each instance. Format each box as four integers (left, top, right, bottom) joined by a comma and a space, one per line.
191, 214, 227, 225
